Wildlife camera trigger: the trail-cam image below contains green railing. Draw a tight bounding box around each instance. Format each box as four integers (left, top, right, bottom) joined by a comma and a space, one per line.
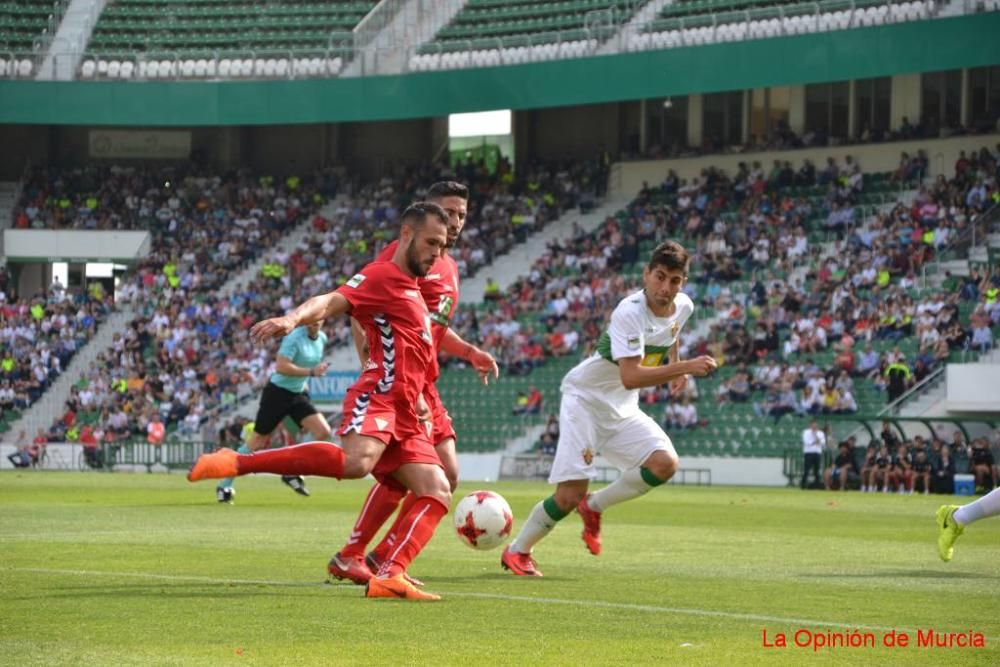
82, 440, 212, 473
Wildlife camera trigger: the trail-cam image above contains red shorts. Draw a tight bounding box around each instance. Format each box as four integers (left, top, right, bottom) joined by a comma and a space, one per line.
423, 383, 456, 446
339, 389, 442, 482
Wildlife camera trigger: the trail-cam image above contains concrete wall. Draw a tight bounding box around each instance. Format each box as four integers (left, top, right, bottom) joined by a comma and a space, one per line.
612, 132, 1000, 198
946, 364, 1000, 413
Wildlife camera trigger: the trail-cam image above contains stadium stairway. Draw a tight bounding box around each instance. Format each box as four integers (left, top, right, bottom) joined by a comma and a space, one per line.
343, 0, 469, 77
594, 0, 675, 55
37, 0, 107, 80
6, 303, 135, 440
226, 195, 345, 293
321, 194, 629, 373
461, 195, 631, 304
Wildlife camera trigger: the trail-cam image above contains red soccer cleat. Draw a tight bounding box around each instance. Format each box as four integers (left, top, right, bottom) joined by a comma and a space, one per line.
500, 546, 543, 577
576, 494, 602, 555
327, 552, 373, 585
187, 448, 238, 482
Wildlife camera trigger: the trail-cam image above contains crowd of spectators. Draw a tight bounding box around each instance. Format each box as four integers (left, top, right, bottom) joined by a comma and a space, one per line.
39, 168, 332, 449
0, 264, 113, 426
639, 112, 1000, 162
24, 157, 604, 452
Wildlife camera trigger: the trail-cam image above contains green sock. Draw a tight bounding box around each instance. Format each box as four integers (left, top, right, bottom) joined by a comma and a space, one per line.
510, 495, 570, 554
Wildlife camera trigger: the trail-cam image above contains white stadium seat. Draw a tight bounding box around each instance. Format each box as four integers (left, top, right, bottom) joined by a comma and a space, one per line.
219, 59, 231, 77
107, 60, 121, 79
80, 60, 96, 78
121, 61, 134, 79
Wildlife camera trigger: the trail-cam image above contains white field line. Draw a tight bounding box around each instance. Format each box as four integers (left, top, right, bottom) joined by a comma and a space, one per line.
6, 566, 996, 643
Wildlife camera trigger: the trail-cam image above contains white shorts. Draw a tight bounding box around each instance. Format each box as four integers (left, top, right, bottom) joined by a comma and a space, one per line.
548, 392, 677, 484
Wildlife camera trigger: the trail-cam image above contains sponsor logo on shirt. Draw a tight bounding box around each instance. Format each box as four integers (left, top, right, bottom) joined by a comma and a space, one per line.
345, 273, 366, 288
424, 273, 441, 280
627, 335, 641, 350
403, 289, 420, 299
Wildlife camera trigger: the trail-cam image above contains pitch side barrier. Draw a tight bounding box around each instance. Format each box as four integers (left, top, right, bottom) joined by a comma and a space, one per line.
75, 440, 211, 473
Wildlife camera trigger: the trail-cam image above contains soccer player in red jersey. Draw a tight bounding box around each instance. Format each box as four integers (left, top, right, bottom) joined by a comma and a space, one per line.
329, 181, 499, 587
187, 202, 454, 600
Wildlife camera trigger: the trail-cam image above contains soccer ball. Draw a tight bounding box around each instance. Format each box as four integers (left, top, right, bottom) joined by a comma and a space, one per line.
453, 490, 514, 550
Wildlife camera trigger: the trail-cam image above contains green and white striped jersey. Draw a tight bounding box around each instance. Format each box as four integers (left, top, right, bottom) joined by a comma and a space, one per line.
561, 289, 694, 417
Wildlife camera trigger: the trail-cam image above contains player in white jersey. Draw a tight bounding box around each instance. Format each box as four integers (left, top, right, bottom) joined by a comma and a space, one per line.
502, 241, 717, 576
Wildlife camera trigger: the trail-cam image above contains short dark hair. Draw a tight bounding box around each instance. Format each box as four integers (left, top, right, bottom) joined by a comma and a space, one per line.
426, 181, 469, 201
401, 201, 448, 229
647, 240, 689, 274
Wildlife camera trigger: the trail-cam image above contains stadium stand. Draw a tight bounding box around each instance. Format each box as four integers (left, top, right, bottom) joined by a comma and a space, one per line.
0, 268, 112, 436
79, 0, 377, 80
22, 160, 602, 450
439, 143, 1000, 456
408, 0, 645, 70
29, 167, 329, 445
631, 0, 943, 53
0, 0, 68, 77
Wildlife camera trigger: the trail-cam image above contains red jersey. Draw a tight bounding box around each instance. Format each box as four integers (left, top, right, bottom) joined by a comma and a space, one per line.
336, 260, 434, 436
377, 241, 461, 381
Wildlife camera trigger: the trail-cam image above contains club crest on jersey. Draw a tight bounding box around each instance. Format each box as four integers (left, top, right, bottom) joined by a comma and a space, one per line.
345, 273, 366, 288
582, 447, 594, 465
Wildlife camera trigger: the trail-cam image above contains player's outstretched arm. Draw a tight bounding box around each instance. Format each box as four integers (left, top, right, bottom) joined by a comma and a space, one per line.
618, 354, 717, 391
250, 292, 351, 343
440, 328, 499, 385
667, 335, 687, 395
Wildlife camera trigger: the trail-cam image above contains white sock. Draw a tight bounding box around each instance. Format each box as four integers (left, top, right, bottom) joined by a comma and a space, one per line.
954, 487, 1000, 526
587, 466, 665, 513
509, 497, 564, 554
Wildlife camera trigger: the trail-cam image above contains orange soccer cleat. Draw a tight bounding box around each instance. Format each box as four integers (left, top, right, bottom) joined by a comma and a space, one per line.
365, 553, 425, 587
500, 546, 543, 577
576, 494, 602, 555
327, 552, 374, 585
187, 448, 238, 482
365, 574, 440, 601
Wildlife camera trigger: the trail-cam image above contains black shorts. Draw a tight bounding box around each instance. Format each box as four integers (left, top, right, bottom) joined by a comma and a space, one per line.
253, 382, 318, 436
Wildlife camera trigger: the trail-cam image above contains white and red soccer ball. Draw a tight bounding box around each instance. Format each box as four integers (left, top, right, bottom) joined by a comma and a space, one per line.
453, 490, 513, 550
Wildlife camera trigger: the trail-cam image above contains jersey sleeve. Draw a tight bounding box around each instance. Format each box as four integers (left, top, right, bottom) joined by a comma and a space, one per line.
335, 264, 390, 318
277, 330, 299, 359
608, 302, 645, 360
674, 294, 695, 337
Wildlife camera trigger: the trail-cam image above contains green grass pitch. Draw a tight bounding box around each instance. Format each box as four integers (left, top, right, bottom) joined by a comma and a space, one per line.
1, 472, 997, 666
